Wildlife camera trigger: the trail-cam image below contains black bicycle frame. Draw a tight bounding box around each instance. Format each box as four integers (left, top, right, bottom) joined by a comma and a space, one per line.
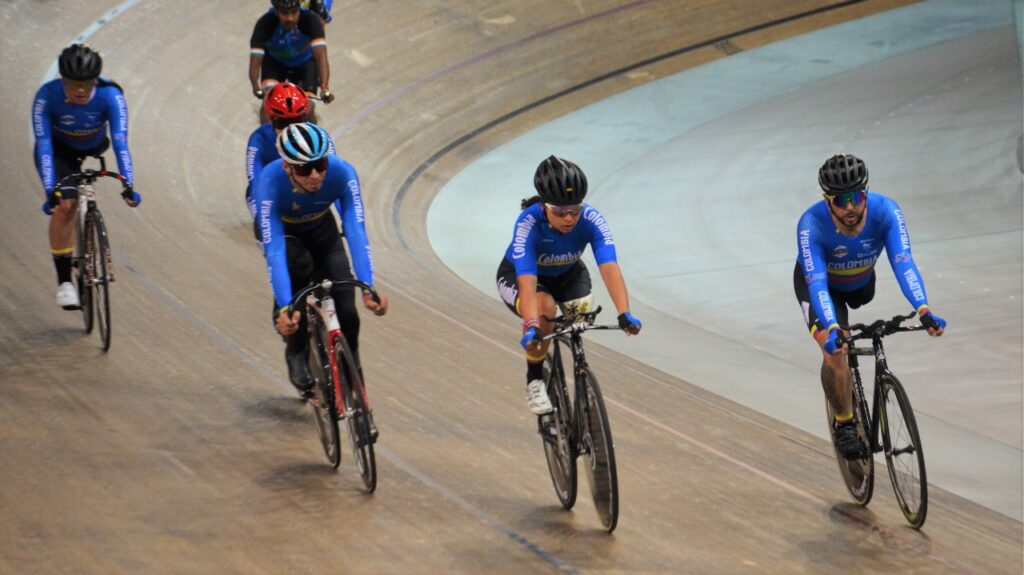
846, 336, 894, 455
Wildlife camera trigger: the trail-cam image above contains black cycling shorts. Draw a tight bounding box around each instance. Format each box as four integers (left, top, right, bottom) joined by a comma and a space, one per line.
793, 262, 875, 335
495, 258, 592, 316
42, 137, 111, 198
261, 57, 319, 95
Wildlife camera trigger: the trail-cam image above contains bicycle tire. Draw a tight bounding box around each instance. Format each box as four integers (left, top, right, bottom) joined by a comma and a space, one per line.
76, 215, 94, 333
825, 390, 874, 506
307, 324, 341, 467
335, 337, 376, 492
578, 367, 618, 532
89, 211, 112, 351
879, 374, 928, 528
541, 351, 577, 510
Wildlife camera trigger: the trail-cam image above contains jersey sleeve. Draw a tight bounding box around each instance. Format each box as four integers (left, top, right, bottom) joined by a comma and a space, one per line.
334, 159, 374, 285
582, 206, 618, 265
509, 211, 540, 277
245, 129, 263, 184
797, 211, 839, 332
104, 86, 134, 187
31, 85, 55, 193
250, 13, 277, 54
880, 197, 930, 312
254, 165, 293, 309
299, 10, 327, 48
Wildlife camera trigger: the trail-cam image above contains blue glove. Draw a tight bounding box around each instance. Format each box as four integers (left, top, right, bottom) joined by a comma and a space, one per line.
42, 199, 55, 215
122, 190, 141, 207
617, 311, 642, 332
920, 312, 946, 330
520, 327, 541, 350
42, 191, 61, 215
823, 329, 842, 355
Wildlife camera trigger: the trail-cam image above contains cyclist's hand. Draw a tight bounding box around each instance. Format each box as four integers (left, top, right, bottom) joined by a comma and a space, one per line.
520, 326, 542, 352
320, 89, 335, 104
253, 87, 265, 100
617, 311, 642, 335
362, 290, 388, 316
919, 311, 946, 336
42, 190, 62, 215
122, 190, 141, 207
276, 309, 301, 336
822, 328, 846, 356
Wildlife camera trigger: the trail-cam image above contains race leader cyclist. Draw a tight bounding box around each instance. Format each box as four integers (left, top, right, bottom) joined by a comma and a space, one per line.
269, 0, 333, 23
245, 82, 335, 231
795, 153, 946, 459
249, 0, 334, 105
253, 123, 388, 402
496, 156, 641, 415
32, 44, 140, 309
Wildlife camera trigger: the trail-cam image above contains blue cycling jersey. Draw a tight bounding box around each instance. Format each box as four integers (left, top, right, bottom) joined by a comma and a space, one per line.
251, 10, 326, 68
253, 155, 373, 307
796, 191, 930, 331
504, 202, 618, 277
31, 78, 134, 192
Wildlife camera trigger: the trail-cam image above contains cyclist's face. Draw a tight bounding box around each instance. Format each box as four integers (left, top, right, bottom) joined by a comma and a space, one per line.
827, 192, 867, 230
62, 78, 96, 105
545, 204, 581, 233
287, 161, 326, 193
275, 7, 301, 28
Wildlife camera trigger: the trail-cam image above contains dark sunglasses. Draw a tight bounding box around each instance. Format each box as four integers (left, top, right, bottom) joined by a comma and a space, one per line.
826, 189, 866, 208
293, 157, 328, 177
545, 203, 583, 218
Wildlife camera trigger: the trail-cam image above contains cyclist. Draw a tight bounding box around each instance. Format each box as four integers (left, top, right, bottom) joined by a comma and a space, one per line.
496, 155, 642, 415
245, 82, 335, 233
794, 153, 946, 459
253, 123, 388, 410
269, 0, 334, 23
249, 0, 334, 106
32, 44, 140, 309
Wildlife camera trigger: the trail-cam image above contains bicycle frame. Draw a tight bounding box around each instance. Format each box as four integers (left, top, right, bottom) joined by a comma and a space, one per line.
305, 291, 371, 419
75, 176, 114, 286
846, 338, 894, 456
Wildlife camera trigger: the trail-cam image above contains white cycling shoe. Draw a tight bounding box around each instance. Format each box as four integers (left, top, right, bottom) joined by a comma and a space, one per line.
526, 379, 553, 415
56, 282, 79, 309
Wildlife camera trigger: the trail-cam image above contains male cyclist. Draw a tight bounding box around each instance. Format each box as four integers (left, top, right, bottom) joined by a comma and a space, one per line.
269, 0, 333, 23
245, 82, 335, 233
253, 123, 388, 411
795, 153, 946, 459
496, 156, 642, 415
250, 0, 334, 105
32, 44, 140, 309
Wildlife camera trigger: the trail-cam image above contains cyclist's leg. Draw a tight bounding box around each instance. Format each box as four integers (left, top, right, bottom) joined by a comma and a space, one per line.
793, 263, 853, 415
309, 217, 360, 362
496, 257, 558, 383
38, 139, 83, 297
551, 261, 594, 318
278, 231, 316, 391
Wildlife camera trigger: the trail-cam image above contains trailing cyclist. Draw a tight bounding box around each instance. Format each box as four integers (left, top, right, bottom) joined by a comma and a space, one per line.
32, 44, 140, 309
249, 0, 334, 108
252, 123, 388, 413
496, 155, 641, 415
794, 153, 946, 460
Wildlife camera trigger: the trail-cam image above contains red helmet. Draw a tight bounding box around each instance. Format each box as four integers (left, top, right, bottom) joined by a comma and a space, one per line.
263, 82, 309, 121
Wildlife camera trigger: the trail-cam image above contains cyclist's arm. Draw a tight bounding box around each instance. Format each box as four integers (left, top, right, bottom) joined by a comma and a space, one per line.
105, 86, 135, 187
881, 199, 931, 315
335, 160, 374, 285
301, 12, 329, 93
516, 274, 540, 321
797, 214, 840, 333
249, 15, 275, 92
598, 262, 631, 316
245, 129, 264, 185
31, 87, 56, 193
254, 168, 293, 309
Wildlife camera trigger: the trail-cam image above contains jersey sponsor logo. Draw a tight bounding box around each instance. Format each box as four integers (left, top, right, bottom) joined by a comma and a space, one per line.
292, 202, 301, 212
511, 214, 537, 260
799, 229, 814, 271
246, 146, 258, 180
894, 208, 910, 250
496, 276, 517, 307
32, 99, 47, 136
584, 207, 614, 246
260, 200, 274, 244
114, 94, 129, 134
86, 112, 101, 122
804, 274, 813, 285
816, 290, 836, 323
893, 252, 911, 263
832, 245, 848, 258
59, 115, 76, 126
903, 269, 925, 302
827, 255, 878, 272
348, 179, 364, 223
538, 250, 583, 266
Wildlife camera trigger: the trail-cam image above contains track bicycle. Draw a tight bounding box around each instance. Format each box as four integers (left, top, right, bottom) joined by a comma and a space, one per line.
286, 279, 379, 492
538, 306, 620, 532
53, 156, 134, 352
827, 311, 929, 528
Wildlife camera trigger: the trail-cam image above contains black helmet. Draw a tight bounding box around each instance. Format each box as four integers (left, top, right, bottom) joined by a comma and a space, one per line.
818, 154, 868, 194
58, 44, 102, 81
534, 155, 588, 206
272, 0, 301, 9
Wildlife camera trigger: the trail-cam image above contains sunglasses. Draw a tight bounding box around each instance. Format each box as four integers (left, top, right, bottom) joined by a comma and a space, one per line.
826, 189, 866, 208
545, 203, 583, 218
292, 157, 328, 177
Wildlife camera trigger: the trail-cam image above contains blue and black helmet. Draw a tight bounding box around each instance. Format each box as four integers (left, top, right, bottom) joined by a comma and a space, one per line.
276, 123, 330, 165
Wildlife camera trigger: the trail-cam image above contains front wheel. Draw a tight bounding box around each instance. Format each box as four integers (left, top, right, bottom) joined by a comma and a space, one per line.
879, 374, 928, 528
578, 367, 618, 533
541, 352, 577, 510
75, 215, 94, 333
88, 211, 112, 351
308, 325, 340, 468
335, 337, 376, 493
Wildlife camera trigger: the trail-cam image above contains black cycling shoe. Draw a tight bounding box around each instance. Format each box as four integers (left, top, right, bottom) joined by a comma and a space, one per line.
834, 420, 867, 460
285, 349, 315, 398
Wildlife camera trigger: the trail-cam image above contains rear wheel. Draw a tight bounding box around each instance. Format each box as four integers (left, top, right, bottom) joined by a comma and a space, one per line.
578, 368, 618, 532
336, 337, 376, 492
88, 212, 112, 351
308, 324, 340, 468
541, 350, 577, 510
76, 215, 94, 333
879, 374, 927, 528
825, 382, 874, 506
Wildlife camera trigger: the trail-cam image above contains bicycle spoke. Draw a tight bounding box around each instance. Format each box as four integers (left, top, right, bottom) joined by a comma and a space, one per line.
880, 375, 927, 528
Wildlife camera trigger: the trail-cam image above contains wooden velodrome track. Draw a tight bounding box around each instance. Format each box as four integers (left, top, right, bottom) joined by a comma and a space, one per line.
0, 1, 1020, 573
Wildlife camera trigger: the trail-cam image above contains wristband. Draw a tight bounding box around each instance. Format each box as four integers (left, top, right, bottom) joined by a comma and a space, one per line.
522, 317, 540, 330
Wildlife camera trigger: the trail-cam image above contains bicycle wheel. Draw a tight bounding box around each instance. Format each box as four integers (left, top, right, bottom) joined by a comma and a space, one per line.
879, 374, 928, 528
825, 389, 874, 506
578, 367, 618, 532
335, 337, 376, 492
88, 212, 112, 351
541, 351, 577, 510
307, 324, 341, 467
75, 217, 94, 333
